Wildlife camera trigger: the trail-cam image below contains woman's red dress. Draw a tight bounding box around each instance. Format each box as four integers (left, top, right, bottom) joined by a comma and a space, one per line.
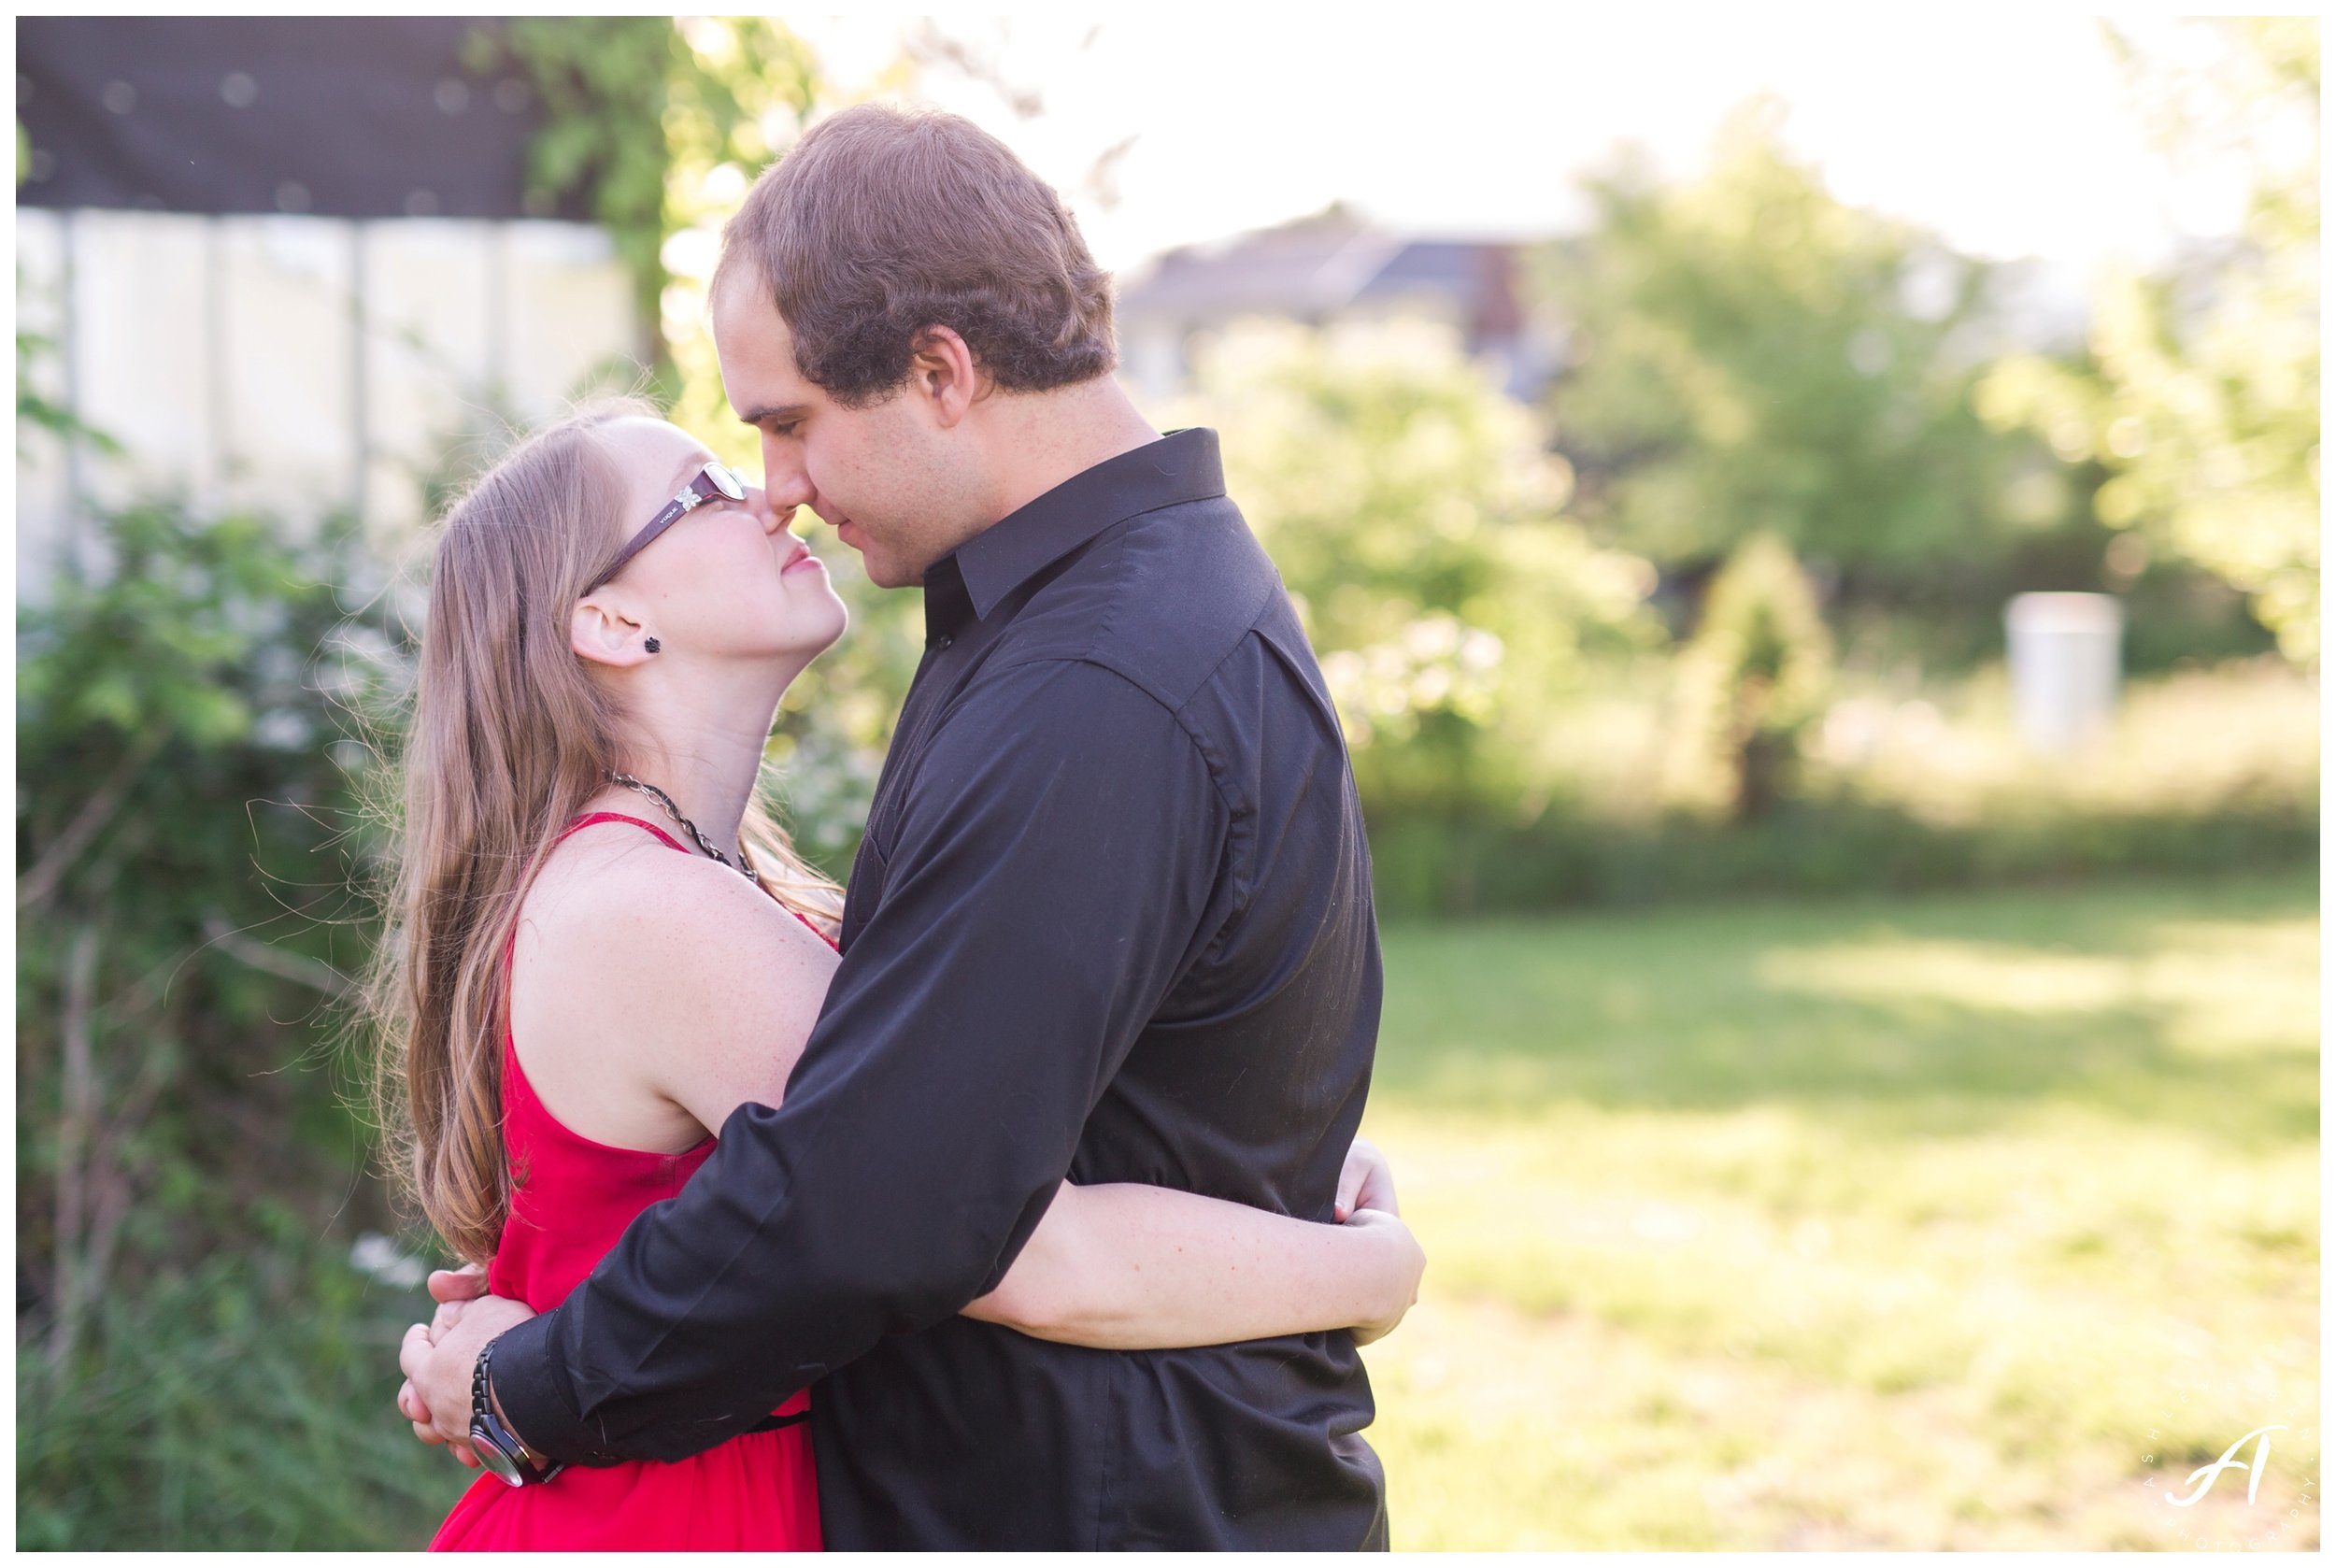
430, 812, 827, 1552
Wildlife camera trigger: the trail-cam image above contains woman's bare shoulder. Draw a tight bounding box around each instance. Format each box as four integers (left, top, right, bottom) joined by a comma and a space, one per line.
534, 822, 785, 934
525, 822, 823, 965
510, 823, 836, 1147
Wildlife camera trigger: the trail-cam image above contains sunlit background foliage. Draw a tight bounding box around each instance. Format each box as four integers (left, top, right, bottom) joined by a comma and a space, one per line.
1978, 19, 2319, 664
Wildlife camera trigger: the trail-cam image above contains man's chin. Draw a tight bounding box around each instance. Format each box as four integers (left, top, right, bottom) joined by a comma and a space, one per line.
859, 553, 918, 590
833, 523, 897, 587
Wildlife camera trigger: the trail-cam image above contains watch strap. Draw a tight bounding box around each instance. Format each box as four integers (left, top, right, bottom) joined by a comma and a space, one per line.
472, 1336, 563, 1486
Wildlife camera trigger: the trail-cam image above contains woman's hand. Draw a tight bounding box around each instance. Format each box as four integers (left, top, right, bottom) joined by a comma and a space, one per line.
1340, 1206, 1425, 1346
1334, 1134, 1399, 1221
1334, 1136, 1421, 1344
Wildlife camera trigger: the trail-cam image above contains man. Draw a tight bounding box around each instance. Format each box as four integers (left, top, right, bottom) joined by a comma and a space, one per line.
404, 102, 1390, 1550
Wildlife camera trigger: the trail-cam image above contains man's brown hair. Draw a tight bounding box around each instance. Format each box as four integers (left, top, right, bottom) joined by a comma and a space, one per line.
719, 103, 1116, 407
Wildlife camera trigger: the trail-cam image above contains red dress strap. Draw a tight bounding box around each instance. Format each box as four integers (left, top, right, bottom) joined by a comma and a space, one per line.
554, 809, 692, 854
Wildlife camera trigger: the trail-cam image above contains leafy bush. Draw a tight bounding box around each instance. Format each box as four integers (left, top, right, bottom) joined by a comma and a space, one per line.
1369, 794, 2315, 917
1371, 657, 2317, 915
16, 484, 417, 1547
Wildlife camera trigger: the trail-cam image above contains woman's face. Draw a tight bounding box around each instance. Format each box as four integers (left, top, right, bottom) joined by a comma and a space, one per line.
592, 417, 848, 663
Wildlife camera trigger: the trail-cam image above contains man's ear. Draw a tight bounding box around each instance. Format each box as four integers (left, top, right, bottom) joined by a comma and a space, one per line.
571, 592, 654, 669
907, 325, 985, 429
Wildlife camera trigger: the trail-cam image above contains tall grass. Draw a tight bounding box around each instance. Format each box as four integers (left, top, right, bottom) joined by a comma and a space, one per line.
17, 1241, 468, 1550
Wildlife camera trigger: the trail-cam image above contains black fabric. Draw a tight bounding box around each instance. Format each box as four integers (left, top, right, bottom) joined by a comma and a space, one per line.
745, 1410, 810, 1433
490, 428, 1389, 1549
15, 17, 576, 220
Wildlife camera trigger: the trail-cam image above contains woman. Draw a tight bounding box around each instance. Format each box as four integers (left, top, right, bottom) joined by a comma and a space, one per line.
366, 401, 1424, 1551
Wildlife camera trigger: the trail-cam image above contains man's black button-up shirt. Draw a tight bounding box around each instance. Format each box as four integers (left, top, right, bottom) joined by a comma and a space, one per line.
490, 427, 1389, 1549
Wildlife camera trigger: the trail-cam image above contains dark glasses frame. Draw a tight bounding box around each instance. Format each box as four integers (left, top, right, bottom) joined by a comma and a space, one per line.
590, 461, 748, 591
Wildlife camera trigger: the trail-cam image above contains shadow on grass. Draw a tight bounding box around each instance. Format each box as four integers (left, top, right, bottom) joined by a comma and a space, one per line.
1372, 872, 2318, 1149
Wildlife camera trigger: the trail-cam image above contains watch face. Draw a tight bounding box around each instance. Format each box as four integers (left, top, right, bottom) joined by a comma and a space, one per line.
470, 1419, 529, 1488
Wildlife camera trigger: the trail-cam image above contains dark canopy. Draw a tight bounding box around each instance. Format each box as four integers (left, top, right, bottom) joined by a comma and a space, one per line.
16, 17, 582, 221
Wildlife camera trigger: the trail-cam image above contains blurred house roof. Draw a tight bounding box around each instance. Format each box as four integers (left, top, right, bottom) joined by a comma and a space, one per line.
16, 17, 577, 221
1117, 207, 1530, 345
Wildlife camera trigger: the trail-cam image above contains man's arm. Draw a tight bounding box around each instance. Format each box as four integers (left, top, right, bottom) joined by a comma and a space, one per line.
487, 659, 1230, 1464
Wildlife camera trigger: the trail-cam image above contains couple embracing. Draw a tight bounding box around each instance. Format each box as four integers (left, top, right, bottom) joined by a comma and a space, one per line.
383, 103, 1421, 1552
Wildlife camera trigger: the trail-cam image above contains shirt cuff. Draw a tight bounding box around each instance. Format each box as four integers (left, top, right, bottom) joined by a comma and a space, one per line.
484, 1307, 604, 1469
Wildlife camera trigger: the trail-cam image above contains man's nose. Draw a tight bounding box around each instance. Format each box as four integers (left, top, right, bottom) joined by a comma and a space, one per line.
744, 481, 792, 535
760, 437, 820, 521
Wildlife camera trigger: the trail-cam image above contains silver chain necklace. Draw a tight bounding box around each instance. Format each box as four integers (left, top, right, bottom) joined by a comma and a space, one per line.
605, 771, 758, 882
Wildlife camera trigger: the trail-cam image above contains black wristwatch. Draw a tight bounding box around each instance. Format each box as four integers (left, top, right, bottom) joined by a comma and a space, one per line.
470, 1337, 563, 1488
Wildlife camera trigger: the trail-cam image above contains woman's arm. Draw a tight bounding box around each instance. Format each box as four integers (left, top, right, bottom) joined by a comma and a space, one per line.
963, 1148, 1426, 1351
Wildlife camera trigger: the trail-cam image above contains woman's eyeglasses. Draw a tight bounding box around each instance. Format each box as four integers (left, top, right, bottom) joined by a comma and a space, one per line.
590, 461, 749, 591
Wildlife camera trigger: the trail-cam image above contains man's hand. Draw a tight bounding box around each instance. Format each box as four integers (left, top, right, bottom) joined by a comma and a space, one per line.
396, 1273, 538, 1455
1333, 1134, 1399, 1222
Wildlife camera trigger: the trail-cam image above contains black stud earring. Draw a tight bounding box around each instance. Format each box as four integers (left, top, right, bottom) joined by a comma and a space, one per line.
643, 636, 662, 654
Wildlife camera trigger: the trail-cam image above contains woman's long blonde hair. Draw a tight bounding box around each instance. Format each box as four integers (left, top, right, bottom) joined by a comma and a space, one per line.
363, 399, 842, 1264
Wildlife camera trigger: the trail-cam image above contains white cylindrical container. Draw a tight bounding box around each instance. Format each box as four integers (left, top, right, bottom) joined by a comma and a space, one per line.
2005, 592, 2123, 752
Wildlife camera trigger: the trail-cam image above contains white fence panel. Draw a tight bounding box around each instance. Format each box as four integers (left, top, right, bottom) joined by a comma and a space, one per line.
15, 209, 637, 598
221, 216, 361, 524
73, 211, 216, 512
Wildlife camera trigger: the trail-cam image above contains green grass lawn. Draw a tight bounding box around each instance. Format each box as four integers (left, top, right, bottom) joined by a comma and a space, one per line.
1356, 869, 2319, 1550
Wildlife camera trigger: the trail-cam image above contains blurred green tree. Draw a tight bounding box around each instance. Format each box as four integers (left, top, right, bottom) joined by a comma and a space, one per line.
1659, 532, 1835, 821
1162, 318, 1663, 812
1976, 20, 2319, 666
1537, 98, 2042, 588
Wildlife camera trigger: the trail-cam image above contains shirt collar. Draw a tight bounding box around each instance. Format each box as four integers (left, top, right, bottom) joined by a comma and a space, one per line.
934, 427, 1227, 624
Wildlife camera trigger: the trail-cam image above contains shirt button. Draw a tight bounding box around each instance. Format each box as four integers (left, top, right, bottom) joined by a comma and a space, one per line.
934, 635, 953, 650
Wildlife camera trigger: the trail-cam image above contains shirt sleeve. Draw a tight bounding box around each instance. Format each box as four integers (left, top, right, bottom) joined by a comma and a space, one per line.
488, 658, 1231, 1464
